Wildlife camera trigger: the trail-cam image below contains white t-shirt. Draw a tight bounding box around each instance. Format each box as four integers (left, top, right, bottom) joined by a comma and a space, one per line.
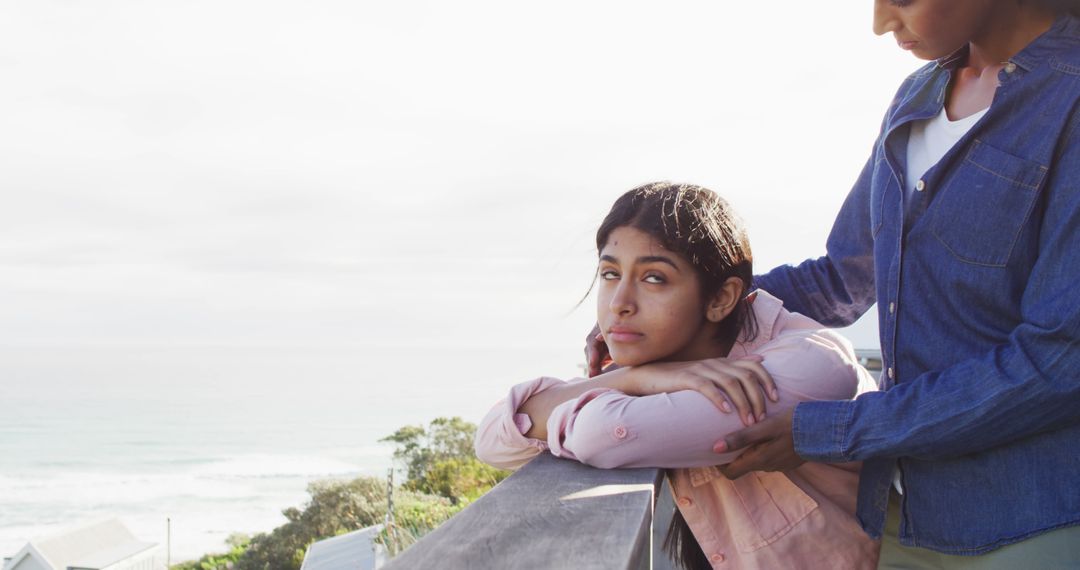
893, 104, 988, 495
903, 106, 989, 210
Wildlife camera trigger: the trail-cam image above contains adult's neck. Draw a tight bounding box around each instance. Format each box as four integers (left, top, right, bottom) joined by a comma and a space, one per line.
967, 4, 1057, 70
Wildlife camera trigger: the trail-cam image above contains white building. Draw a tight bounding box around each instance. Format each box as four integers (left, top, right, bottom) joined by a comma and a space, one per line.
300, 525, 385, 570
2, 520, 162, 570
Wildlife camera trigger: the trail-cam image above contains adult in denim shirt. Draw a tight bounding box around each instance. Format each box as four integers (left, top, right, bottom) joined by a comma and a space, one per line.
711, 1, 1080, 566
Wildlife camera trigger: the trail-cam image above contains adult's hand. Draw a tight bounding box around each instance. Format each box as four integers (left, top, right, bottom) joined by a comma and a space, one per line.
624, 357, 778, 427
584, 323, 611, 377
714, 409, 803, 478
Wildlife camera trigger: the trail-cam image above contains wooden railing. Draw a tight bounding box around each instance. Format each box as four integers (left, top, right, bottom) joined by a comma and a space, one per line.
382, 453, 677, 570
384, 349, 884, 569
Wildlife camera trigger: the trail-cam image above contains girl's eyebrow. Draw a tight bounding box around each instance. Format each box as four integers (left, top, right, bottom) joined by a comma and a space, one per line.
599, 254, 680, 271
638, 255, 681, 271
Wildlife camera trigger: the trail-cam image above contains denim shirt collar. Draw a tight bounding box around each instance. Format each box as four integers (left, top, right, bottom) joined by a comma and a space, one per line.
934, 13, 1080, 73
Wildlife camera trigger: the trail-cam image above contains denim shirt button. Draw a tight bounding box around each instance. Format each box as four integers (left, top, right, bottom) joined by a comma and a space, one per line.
887, 367, 895, 380
915, 179, 926, 192
889, 302, 896, 314
1004, 61, 1017, 74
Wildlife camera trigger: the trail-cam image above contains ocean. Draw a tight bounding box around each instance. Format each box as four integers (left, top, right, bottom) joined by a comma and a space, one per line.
0, 345, 578, 561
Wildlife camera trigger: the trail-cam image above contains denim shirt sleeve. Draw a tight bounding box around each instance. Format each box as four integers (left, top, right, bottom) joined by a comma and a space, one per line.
794, 110, 1080, 463
753, 144, 879, 328
751, 158, 876, 330
754, 73, 924, 328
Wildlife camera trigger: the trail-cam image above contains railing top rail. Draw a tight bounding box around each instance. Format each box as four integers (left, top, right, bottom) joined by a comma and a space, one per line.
383, 453, 664, 570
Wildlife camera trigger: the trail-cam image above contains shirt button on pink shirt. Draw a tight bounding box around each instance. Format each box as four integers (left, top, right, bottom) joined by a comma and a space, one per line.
613, 426, 628, 439
677, 497, 692, 508
711, 553, 726, 563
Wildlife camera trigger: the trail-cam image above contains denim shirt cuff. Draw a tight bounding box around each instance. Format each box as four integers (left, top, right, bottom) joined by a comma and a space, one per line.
792, 400, 855, 463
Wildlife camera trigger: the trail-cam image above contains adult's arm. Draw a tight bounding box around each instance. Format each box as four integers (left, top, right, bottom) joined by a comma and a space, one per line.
752, 153, 878, 328
793, 112, 1080, 462
752, 71, 924, 327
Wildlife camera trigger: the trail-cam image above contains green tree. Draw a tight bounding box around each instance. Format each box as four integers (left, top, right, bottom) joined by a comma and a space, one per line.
179, 416, 508, 568
235, 477, 392, 570
373, 490, 460, 557
422, 456, 507, 503
171, 534, 250, 570
380, 416, 509, 504
380, 417, 475, 482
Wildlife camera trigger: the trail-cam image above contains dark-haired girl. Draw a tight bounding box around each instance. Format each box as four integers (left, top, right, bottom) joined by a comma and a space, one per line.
476, 183, 881, 569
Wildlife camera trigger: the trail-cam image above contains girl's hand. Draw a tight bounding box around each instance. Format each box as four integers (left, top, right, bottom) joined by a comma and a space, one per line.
623, 357, 778, 426
584, 323, 612, 377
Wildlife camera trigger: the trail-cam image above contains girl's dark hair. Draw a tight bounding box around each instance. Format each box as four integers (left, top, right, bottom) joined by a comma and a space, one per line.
596, 182, 756, 569
596, 181, 757, 346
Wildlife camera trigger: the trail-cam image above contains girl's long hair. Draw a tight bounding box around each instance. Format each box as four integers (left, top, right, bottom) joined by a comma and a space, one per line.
595, 182, 756, 570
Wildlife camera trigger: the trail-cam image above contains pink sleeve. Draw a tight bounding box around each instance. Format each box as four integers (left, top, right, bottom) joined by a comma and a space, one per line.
474, 376, 565, 471
547, 328, 866, 469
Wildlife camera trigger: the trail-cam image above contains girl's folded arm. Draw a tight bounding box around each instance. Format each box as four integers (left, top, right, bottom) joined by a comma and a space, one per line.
473, 371, 636, 470
473, 376, 564, 471
551, 329, 868, 469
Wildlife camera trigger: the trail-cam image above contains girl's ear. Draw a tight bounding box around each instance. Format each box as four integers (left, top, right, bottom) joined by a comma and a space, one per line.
706, 277, 745, 323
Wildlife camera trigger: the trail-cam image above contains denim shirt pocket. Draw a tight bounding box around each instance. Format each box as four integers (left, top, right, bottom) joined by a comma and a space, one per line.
929, 140, 1047, 267
723, 471, 818, 552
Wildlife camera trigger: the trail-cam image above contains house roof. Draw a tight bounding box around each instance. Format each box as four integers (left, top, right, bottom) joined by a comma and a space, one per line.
26, 519, 155, 570
301, 525, 383, 570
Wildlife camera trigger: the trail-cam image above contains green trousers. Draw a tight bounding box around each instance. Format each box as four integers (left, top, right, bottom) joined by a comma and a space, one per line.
879, 492, 1080, 570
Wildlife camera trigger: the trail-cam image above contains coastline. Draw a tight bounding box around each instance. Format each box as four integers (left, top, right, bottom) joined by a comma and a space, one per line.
0, 452, 393, 562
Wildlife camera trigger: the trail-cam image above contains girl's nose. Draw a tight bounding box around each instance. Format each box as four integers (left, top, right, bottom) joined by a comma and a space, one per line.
609, 282, 636, 316
873, 1, 900, 36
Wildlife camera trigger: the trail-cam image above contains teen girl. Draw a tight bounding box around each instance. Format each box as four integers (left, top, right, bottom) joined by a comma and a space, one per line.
613, 2, 1080, 568
476, 183, 880, 569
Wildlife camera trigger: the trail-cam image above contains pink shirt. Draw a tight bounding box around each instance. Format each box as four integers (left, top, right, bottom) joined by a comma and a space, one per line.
475, 291, 881, 569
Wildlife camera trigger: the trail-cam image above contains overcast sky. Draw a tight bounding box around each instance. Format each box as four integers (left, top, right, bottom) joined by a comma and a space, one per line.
0, 2, 919, 356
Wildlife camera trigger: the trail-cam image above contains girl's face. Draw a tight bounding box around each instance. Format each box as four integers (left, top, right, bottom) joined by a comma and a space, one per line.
597, 226, 724, 367
874, 0, 996, 60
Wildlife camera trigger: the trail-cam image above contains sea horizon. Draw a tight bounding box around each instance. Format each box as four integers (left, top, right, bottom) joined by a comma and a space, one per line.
0, 327, 877, 560
0, 343, 582, 560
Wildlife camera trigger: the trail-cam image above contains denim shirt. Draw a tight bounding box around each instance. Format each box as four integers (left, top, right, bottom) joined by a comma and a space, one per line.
754, 15, 1080, 555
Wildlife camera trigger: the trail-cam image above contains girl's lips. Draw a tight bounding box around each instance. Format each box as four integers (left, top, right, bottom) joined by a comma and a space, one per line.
898, 40, 918, 50
608, 331, 644, 343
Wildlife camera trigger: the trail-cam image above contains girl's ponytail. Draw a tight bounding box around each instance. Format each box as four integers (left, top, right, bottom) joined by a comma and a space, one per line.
662, 476, 712, 570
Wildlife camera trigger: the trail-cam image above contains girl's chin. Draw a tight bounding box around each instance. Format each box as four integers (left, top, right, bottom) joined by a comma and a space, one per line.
609, 351, 655, 368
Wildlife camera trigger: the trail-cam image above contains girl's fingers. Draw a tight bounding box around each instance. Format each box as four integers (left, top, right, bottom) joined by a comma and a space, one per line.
697, 382, 731, 414
734, 359, 778, 402
584, 324, 606, 376
737, 373, 768, 421
696, 360, 760, 424
713, 377, 755, 426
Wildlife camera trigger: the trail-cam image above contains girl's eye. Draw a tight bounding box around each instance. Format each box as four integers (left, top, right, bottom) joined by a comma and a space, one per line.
643, 274, 665, 284
599, 269, 619, 280
889, 0, 913, 6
